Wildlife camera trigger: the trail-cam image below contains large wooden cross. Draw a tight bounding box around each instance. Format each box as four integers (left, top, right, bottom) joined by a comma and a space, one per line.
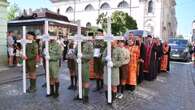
17, 26, 32, 93
68, 21, 92, 99
95, 17, 124, 104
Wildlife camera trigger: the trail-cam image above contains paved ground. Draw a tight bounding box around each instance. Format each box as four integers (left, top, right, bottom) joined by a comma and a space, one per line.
0, 62, 194, 110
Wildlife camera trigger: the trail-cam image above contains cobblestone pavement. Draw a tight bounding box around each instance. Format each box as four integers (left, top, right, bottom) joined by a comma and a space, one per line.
0, 62, 194, 110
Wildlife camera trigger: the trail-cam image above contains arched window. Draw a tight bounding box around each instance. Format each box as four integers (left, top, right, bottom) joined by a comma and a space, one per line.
85, 4, 94, 11
86, 22, 91, 28
100, 3, 110, 9
66, 6, 73, 13
118, 1, 129, 8
148, 0, 153, 13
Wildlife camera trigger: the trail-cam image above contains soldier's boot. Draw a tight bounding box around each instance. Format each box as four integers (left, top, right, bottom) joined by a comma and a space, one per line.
73, 94, 82, 101
42, 83, 46, 88
100, 79, 104, 89
68, 76, 74, 90
27, 79, 36, 93
83, 88, 89, 104
26, 79, 33, 93
93, 80, 100, 92
73, 76, 77, 90
105, 91, 108, 100
112, 92, 116, 102
83, 96, 89, 104
46, 85, 54, 97
53, 82, 59, 98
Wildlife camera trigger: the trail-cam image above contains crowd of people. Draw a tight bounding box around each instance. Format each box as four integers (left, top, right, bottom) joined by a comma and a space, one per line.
6, 29, 172, 104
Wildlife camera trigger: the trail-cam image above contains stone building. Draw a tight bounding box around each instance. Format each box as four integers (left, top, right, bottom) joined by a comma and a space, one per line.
49, 0, 177, 41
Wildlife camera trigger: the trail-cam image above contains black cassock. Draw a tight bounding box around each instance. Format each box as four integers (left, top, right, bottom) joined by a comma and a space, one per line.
156, 44, 163, 74
137, 43, 146, 84
63, 40, 69, 61
144, 44, 158, 81
167, 46, 171, 71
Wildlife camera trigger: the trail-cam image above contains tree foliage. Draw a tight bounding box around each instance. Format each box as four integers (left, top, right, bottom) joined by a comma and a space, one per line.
97, 11, 137, 35
7, 3, 20, 21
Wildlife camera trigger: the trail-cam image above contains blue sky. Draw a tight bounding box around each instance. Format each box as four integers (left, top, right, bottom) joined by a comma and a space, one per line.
8, 0, 195, 36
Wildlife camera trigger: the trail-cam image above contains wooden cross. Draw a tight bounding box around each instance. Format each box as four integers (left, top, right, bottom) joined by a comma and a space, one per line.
68, 20, 92, 99
38, 20, 52, 95
17, 26, 32, 93
95, 17, 124, 104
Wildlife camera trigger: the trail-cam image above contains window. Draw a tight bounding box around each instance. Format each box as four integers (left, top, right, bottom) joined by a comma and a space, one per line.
148, 0, 153, 13
86, 22, 91, 28
85, 4, 94, 11
100, 3, 110, 9
118, 1, 129, 8
66, 6, 73, 13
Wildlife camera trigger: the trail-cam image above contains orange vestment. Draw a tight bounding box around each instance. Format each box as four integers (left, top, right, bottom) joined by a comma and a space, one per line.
126, 45, 140, 86
160, 43, 169, 71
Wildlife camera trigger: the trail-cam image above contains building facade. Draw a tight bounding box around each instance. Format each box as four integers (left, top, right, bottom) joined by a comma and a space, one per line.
192, 20, 195, 41
0, 0, 8, 65
50, 0, 177, 41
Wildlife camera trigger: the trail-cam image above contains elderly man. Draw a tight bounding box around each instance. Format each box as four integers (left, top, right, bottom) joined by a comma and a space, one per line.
126, 33, 140, 92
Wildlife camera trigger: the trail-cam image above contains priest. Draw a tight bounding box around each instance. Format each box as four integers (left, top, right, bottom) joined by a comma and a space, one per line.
144, 35, 158, 81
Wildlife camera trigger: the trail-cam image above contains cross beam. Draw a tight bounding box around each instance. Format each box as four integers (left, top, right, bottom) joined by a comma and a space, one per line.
17, 26, 32, 93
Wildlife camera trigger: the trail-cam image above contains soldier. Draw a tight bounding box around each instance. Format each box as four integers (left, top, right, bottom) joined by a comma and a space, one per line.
93, 29, 106, 92
46, 36, 62, 98
74, 36, 93, 104
102, 40, 123, 103
116, 40, 130, 99
23, 32, 38, 93
66, 40, 77, 90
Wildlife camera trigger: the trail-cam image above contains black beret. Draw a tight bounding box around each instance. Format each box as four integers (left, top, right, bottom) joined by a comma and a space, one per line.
97, 29, 103, 33
27, 31, 36, 37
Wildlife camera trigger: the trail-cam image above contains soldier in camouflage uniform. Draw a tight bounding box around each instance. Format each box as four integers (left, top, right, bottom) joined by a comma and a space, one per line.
66, 40, 77, 90
24, 32, 38, 93
102, 40, 123, 103
93, 29, 106, 92
46, 37, 62, 98
74, 36, 93, 104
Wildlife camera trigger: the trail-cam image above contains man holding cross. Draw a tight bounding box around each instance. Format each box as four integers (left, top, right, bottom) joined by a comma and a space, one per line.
74, 34, 93, 104
23, 32, 38, 93
102, 40, 123, 102
93, 29, 107, 92
46, 36, 62, 98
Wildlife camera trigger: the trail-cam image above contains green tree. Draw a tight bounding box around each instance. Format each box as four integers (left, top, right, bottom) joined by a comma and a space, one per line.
7, 3, 20, 21
96, 13, 108, 31
97, 11, 137, 35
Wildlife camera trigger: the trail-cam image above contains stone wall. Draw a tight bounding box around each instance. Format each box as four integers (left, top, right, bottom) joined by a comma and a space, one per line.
0, 1, 8, 66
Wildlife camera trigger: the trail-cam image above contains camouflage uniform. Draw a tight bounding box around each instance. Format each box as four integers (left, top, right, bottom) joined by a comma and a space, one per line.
93, 40, 107, 91
49, 40, 61, 79
82, 41, 93, 83
47, 40, 62, 98
26, 41, 38, 73
93, 40, 106, 75
103, 47, 123, 86
66, 41, 77, 90
26, 40, 38, 92
75, 40, 93, 103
